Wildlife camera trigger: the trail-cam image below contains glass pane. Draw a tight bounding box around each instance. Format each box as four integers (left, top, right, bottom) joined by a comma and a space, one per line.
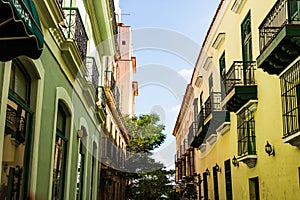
52, 136, 66, 200
1, 100, 31, 199
14, 67, 27, 101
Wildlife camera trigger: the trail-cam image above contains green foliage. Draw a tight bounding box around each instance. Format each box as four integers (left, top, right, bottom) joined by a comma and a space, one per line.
126, 168, 179, 200
125, 113, 166, 153
124, 113, 177, 199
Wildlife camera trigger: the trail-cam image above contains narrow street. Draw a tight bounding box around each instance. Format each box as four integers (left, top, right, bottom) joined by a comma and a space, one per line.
1, 0, 300, 199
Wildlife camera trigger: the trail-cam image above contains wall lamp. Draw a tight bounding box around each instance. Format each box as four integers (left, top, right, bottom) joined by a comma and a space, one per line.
215, 163, 221, 172
205, 168, 210, 176
232, 156, 239, 167
265, 141, 275, 156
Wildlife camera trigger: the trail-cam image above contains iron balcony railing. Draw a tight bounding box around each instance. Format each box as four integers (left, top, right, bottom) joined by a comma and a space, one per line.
99, 86, 107, 112
85, 57, 99, 94
259, 0, 300, 52
225, 61, 256, 95
62, 7, 88, 60
197, 107, 205, 129
188, 122, 198, 145
204, 92, 223, 120
280, 60, 300, 137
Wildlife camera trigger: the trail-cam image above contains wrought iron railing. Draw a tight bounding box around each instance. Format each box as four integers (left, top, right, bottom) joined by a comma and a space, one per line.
62, 7, 88, 60
188, 122, 198, 145
237, 108, 256, 156
225, 61, 256, 95
280, 60, 300, 137
197, 107, 205, 129
259, 0, 300, 52
85, 57, 99, 94
204, 92, 223, 119
99, 86, 107, 112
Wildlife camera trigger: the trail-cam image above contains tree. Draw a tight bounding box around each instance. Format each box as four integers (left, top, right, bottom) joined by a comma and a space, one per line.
125, 113, 166, 153
126, 168, 179, 200
124, 113, 177, 199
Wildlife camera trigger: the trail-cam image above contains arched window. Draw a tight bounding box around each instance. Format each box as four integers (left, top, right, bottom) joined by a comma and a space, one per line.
1, 60, 33, 199
76, 127, 87, 200
52, 103, 69, 200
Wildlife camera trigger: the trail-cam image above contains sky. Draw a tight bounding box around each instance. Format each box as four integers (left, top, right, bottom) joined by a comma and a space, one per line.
119, 0, 221, 169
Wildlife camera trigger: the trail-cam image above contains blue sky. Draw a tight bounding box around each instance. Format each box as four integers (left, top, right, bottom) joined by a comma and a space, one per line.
119, 0, 221, 168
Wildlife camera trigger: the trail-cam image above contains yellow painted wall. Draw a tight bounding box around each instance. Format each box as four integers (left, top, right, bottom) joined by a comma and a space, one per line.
189, 0, 300, 199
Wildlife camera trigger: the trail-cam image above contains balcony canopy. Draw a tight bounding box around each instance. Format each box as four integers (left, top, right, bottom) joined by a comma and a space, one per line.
0, 0, 44, 61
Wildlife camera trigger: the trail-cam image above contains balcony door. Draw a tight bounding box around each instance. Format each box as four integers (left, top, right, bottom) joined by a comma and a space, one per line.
241, 12, 253, 84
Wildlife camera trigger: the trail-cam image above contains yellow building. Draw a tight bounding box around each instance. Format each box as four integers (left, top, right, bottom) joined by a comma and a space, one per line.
174, 0, 300, 199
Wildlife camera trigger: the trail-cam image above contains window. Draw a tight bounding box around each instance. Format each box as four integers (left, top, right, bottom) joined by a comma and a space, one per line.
52, 103, 68, 200
280, 61, 300, 137
237, 107, 256, 156
209, 73, 213, 93
76, 127, 87, 200
122, 41, 126, 45
219, 52, 226, 98
90, 142, 97, 200
1, 60, 33, 199
213, 166, 219, 200
249, 177, 260, 200
224, 160, 233, 200
190, 150, 194, 175
289, 0, 300, 21
241, 12, 253, 62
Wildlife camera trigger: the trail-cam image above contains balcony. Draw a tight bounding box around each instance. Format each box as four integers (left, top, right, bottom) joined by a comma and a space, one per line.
256, 0, 300, 75
96, 86, 107, 123
204, 92, 230, 145
223, 61, 257, 112
83, 57, 99, 106
280, 61, 300, 147
188, 122, 201, 147
62, 7, 88, 60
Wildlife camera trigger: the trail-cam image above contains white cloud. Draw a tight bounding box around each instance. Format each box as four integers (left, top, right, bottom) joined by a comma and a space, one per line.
178, 68, 193, 82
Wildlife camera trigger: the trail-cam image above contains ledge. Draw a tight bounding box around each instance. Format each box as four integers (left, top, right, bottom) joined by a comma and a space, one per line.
236, 99, 258, 115
61, 39, 83, 79
283, 131, 300, 148
207, 133, 217, 145
83, 82, 96, 107
216, 122, 231, 135
238, 154, 257, 168
198, 144, 206, 153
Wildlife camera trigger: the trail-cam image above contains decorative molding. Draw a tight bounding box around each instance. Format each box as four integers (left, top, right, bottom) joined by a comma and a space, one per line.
216, 122, 231, 135
207, 134, 217, 145
237, 100, 258, 115
195, 76, 203, 88
49, 28, 65, 47
212, 33, 225, 49
231, 0, 247, 14
83, 82, 96, 107
203, 56, 213, 71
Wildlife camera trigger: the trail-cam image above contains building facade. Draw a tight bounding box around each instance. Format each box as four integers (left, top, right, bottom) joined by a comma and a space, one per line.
174, 0, 300, 199
0, 0, 135, 199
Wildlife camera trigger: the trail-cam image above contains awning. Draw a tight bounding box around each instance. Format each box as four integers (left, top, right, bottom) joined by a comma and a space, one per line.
0, 0, 44, 61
